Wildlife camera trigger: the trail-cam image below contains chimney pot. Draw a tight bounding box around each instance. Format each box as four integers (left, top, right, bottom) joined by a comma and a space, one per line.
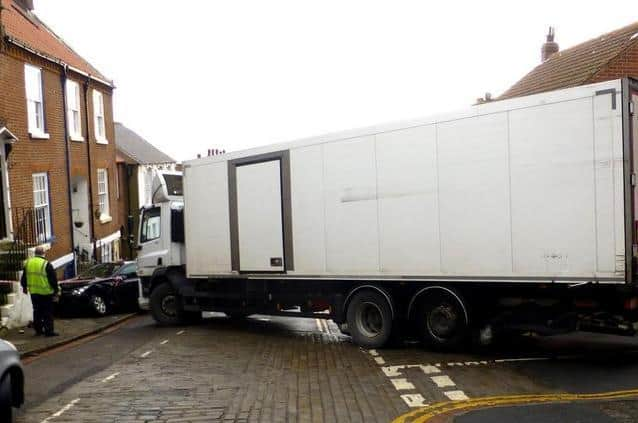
16, 0, 34, 10
541, 26, 559, 62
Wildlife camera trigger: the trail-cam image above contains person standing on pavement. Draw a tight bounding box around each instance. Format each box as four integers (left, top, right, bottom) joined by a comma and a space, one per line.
20, 246, 59, 337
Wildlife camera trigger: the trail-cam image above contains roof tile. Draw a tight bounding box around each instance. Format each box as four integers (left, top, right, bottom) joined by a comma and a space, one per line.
500, 21, 638, 99
0, 0, 111, 83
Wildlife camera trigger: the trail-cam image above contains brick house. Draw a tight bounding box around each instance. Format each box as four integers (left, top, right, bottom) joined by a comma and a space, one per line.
115, 122, 176, 258
0, 0, 121, 278
501, 22, 638, 99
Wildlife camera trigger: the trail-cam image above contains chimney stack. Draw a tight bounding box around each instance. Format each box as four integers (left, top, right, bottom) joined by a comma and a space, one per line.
541, 27, 559, 62
16, 0, 34, 11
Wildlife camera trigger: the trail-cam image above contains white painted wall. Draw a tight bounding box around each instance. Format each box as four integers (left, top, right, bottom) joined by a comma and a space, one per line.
184, 79, 627, 281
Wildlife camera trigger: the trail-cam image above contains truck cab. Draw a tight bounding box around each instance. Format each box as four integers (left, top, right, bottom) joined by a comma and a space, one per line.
136, 170, 185, 299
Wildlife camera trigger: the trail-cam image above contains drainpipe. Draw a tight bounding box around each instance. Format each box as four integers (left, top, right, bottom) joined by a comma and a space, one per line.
60, 65, 76, 272
82, 77, 96, 260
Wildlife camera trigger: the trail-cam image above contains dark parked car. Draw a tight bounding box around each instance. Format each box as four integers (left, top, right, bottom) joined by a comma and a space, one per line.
0, 339, 23, 422
59, 261, 140, 316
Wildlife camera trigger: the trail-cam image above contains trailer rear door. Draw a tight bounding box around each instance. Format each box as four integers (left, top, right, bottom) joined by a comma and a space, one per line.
236, 160, 285, 272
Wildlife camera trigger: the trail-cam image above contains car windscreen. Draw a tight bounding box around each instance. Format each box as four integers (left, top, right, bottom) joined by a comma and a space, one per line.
79, 263, 120, 279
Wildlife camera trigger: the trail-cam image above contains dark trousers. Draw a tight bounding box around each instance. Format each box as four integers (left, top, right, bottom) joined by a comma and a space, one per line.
31, 294, 54, 335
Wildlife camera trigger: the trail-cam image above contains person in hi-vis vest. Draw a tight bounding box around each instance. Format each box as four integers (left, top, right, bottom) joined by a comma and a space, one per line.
20, 246, 59, 337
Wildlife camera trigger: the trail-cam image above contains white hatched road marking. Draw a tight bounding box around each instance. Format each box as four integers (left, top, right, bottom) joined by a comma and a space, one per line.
418, 364, 441, 375
401, 393, 428, 408
382, 365, 405, 377
444, 390, 470, 401
368, 349, 379, 356
100, 372, 120, 383
41, 398, 80, 423
160, 339, 169, 345
374, 356, 386, 365
140, 350, 153, 358
176, 330, 185, 335
390, 378, 415, 390
431, 375, 456, 388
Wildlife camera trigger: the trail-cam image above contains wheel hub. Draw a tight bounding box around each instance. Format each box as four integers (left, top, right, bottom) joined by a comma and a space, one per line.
161, 295, 177, 317
356, 302, 384, 338
427, 303, 459, 339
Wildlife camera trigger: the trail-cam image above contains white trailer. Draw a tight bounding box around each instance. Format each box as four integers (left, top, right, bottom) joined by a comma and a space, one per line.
137, 78, 638, 349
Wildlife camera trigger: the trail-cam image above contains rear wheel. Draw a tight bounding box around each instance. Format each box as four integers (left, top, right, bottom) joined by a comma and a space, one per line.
0, 374, 13, 423
150, 282, 183, 325
346, 290, 393, 348
416, 291, 468, 351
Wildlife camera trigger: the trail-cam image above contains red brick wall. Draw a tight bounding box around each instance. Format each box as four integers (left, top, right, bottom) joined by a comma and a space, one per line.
589, 42, 638, 83
0, 43, 120, 262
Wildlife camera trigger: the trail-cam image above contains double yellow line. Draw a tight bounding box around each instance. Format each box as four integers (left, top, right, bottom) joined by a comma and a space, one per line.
392, 388, 638, 423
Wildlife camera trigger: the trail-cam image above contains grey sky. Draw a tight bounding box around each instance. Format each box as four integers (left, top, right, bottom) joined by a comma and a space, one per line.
35, 1, 637, 162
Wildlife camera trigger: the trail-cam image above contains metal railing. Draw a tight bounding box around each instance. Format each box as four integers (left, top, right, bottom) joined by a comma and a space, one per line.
0, 207, 42, 283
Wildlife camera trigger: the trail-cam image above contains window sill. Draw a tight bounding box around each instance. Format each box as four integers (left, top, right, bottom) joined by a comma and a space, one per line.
96, 138, 109, 145
99, 215, 112, 224
70, 135, 85, 142
30, 132, 50, 140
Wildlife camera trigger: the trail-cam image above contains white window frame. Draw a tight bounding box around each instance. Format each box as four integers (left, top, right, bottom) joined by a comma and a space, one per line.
97, 168, 111, 222
32, 173, 52, 243
25, 64, 49, 139
66, 80, 83, 141
93, 89, 108, 144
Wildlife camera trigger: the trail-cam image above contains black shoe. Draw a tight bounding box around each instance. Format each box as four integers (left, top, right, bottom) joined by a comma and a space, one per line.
44, 332, 59, 337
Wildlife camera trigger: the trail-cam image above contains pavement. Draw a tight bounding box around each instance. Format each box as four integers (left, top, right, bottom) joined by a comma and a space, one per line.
9, 313, 638, 422
0, 312, 137, 356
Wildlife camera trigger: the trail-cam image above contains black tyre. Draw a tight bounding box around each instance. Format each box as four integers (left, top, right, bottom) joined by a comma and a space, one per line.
0, 374, 13, 423
90, 294, 109, 316
416, 291, 468, 351
150, 282, 182, 325
346, 290, 393, 348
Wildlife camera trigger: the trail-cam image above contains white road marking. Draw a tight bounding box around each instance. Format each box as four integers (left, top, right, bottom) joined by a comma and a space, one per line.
176, 330, 185, 335
390, 378, 415, 390
444, 390, 470, 401
447, 362, 464, 366
41, 398, 80, 422
369, 349, 379, 356
315, 319, 323, 332
140, 350, 153, 358
401, 394, 428, 408
431, 375, 456, 388
382, 365, 405, 377
100, 372, 120, 383
418, 364, 441, 375
374, 356, 386, 365
495, 357, 551, 363
160, 339, 169, 345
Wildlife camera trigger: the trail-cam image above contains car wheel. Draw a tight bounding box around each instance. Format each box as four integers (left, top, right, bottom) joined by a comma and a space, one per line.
346, 290, 393, 349
0, 374, 13, 423
150, 282, 183, 325
90, 295, 109, 316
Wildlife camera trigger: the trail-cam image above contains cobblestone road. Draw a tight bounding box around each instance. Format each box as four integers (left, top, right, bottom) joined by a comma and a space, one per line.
16, 314, 638, 422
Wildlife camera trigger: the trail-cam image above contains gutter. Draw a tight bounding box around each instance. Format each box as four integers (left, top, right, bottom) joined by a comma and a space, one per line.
60, 65, 76, 272
4, 35, 114, 88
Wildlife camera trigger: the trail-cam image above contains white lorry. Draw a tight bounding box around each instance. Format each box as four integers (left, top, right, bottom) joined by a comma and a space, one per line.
137, 78, 638, 349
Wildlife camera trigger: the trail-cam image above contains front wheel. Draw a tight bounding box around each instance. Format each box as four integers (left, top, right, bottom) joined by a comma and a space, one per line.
0, 375, 13, 423
150, 282, 183, 325
346, 290, 393, 348
90, 294, 109, 316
